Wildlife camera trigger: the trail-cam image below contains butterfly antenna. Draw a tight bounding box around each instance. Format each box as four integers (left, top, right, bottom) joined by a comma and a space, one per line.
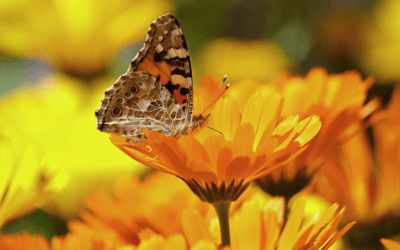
199, 75, 230, 115
207, 126, 224, 137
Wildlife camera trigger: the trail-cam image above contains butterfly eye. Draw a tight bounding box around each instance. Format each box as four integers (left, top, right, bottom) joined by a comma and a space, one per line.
112, 107, 122, 117
124, 92, 131, 98
117, 98, 124, 104
130, 86, 139, 93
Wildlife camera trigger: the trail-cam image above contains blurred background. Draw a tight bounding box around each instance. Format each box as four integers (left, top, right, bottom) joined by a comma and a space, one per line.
2, 0, 399, 93
0, 0, 399, 248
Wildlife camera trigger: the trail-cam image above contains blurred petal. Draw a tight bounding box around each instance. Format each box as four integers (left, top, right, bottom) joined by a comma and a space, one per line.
0, 233, 50, 250
381, 238, 400, 250
0, 75, 146, 219
0, 134, 68, 228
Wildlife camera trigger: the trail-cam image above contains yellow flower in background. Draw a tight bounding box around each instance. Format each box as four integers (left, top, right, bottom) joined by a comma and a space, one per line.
0, 133, 68, 229
111, 93, 320, 204
0, 75, 146, 219
356, 0, 400, 82
315, 87, 400, 248
200, 38, 291, 83
0, 0, 172, 77
250, 68, 375, 201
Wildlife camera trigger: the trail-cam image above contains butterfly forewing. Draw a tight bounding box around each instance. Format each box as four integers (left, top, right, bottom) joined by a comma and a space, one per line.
129, 13, 193, 123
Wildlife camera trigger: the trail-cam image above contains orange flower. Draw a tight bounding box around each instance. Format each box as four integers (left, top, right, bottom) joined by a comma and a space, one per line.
68, 172, 212, 246
51, 232, 125, 250
0, 232, 126, 250
68, 195, 353, 250
0, 233, 50, 250
0, 173, 354, 250
6, 177, 354, 250
111, 93, 321, 204
252, 68, 375, 200
315, 86, 400, 248
182, 196, 354, 249
102, 75, 321, 246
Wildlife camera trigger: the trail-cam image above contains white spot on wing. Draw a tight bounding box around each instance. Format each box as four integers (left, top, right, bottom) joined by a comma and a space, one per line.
156, 44, 164, 53
171, 74, 187, 87
176, 48, 188, 58
171, 28, 180, 36
167, 48, 178, 58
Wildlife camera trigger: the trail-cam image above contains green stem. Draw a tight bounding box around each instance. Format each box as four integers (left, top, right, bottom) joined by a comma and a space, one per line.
213, 202, 231, 247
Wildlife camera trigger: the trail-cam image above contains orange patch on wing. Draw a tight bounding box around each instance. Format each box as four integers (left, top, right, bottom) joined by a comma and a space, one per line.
170, 74, 188, 104
139, 56, 171, 85
174, 88, 185, 104
139, 53, 188, 105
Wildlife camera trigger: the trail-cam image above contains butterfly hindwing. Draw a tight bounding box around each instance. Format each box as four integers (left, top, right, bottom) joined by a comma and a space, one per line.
95, 72, 187, 143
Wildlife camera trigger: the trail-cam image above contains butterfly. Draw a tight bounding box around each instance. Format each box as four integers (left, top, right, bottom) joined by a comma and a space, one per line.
96, 13, 217, 143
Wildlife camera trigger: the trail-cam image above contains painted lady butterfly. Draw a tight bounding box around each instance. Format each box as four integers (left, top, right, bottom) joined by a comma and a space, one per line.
95, 13, 212, 143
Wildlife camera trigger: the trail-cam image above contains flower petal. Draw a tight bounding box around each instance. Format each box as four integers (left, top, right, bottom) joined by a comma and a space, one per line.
231, 199, 261, 250
208, 98, 240, 141
294, 115, 321, 146
255, 94, 283, 149
241, 92, 264, 130
182, 210, 215, 247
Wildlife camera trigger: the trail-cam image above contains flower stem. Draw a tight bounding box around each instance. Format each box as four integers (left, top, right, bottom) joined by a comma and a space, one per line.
213, 201, 231, 247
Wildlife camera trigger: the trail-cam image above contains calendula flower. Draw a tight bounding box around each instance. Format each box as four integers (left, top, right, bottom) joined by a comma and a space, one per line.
0, 233, 50, 250
0, 231, 217, 250
0, 133, 68, 229
0, 232, 127, 250
64, 172, 252, 249
112, 93, 320, 204
252, 68, 375, 201
315, 86, 400, 248
0, 74, 146, 219
0, 0, 172, 78
110, 91, 320, 246
51, 232, 125, 250
67, 194, 354, 250
182, 196, 355, 249
111, 95, 321, 206
381, 238, 400, 250
68, 172, 212, 246
9, 172, 350, 250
